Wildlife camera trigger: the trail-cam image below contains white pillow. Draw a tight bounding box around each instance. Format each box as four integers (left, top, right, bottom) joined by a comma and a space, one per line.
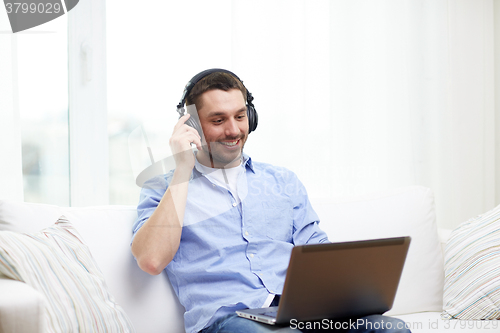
311, 186, 443, 316
0, 216, 135, 332
443, 203, 500, 319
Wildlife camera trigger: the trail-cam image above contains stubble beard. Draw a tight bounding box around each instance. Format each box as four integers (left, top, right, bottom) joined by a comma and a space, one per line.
203, 134, 247, 168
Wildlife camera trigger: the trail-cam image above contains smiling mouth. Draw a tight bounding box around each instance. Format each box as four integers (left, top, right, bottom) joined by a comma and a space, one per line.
219, 140, 239, 147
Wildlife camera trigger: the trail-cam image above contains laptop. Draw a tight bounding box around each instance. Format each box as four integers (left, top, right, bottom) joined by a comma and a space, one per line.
236, 236, 411, 325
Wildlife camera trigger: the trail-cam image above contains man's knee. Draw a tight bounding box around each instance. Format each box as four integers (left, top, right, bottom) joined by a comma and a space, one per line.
206, 314, 296, 333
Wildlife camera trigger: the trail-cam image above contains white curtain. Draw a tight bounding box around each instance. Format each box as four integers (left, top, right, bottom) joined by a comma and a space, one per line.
229, 0, 496, 229
0, 10, 23, 201
111, 0, 497, 229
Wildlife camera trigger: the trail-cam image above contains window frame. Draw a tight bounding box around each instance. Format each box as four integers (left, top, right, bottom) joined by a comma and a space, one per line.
68, 0, 108, 206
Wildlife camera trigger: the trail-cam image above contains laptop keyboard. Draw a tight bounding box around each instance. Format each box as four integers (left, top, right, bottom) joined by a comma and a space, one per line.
260, 309, 278, 318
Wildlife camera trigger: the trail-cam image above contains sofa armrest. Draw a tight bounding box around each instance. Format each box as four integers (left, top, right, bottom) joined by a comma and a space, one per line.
0, 277, 45, 333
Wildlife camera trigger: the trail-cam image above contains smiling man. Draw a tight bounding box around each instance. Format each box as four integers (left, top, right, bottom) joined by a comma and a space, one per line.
131, 69, 410, 333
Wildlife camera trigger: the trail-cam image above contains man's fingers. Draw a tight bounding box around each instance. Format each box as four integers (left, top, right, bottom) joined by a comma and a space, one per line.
185, 132, 202, 151
174, 115, 201, 140
191, 135, 203, 151
182, 126, 201, 143
170, 114, 203, 154
173, 114, 191, 131
171, 130, 201, 151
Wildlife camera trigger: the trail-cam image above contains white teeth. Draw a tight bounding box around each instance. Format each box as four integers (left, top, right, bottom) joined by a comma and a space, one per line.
221, 141, 237, 146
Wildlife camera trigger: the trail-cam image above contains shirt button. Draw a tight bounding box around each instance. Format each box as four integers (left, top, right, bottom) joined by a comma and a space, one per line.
212, 184, 216, 187
232, 202, 237, 207
245, 231, 249, 236
249, 253, 254, 258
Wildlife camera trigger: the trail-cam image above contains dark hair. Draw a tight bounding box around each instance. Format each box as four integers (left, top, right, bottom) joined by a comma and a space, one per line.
185, 71, 247, 110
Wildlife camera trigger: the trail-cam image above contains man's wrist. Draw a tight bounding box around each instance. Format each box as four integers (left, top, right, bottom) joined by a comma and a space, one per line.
171, 167, 193, 185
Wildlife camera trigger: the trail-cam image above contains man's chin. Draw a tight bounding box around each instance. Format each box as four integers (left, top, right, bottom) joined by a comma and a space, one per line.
209, 149, 243, 168
198, 140, 246, 168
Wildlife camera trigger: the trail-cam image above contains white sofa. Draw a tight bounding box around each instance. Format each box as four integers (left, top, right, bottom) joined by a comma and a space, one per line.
0, 186, 499, 333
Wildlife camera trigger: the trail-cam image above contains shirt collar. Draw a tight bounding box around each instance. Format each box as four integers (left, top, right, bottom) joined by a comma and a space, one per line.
242, 153, 255, 173
192, 152, 255, 176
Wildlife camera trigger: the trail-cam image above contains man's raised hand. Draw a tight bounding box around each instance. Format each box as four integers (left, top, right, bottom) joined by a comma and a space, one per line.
169, 114, 202, 171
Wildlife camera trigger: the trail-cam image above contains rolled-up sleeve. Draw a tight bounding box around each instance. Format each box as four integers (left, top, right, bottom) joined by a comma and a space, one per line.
132, 175, 169, 243
287, 172, 329, 246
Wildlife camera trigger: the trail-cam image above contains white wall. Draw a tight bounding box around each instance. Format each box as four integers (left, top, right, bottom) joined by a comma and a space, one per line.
231, 0, 497, 229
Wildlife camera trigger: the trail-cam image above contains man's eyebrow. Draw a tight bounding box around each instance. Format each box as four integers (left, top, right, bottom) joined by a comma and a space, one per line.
206, 108, 247, 117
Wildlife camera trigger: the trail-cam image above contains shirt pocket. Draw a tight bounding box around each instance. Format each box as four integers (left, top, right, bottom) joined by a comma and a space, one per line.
259, 201, 293, 242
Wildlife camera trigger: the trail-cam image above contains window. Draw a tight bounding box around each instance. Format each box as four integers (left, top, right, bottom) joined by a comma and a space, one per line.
18, 17, 69, 206
106, 0, 232, 204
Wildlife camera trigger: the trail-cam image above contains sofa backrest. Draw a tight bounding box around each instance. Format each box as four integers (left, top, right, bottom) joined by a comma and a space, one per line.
310, 185, 444, 316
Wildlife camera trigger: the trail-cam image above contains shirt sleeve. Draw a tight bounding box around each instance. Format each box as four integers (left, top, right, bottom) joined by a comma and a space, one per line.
131, 175, 168, 243
286, 171, 330, 246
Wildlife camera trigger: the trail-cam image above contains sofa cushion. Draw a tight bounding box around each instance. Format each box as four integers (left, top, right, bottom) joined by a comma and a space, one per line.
0, 216, 135, 332
443, 203, 500, 319
311, 186, 443, 316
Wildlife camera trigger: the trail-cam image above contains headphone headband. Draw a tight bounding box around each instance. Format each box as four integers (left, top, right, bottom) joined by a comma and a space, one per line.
177, 68, 251, 109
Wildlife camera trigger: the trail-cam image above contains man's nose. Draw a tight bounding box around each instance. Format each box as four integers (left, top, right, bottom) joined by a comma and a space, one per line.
224, 118, 239, 137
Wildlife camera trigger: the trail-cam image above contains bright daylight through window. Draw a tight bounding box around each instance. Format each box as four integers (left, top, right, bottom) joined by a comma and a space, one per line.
18, 17, 69, 206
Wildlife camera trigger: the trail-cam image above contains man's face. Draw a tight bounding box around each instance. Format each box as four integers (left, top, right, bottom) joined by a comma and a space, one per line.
196, 88, 249, 168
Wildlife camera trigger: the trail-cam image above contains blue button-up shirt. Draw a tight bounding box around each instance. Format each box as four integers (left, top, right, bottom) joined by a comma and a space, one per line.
133, 154, 329, 333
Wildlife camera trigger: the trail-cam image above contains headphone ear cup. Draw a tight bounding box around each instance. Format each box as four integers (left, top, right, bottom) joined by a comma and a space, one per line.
247, 104, 258, 133
185, 117, 203, 138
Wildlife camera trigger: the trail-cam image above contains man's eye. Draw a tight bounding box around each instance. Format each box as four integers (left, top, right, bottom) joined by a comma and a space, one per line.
213, 119, 223, 124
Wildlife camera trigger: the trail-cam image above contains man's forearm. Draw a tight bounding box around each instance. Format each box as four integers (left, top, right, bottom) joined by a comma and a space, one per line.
132, 168, 191, 275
